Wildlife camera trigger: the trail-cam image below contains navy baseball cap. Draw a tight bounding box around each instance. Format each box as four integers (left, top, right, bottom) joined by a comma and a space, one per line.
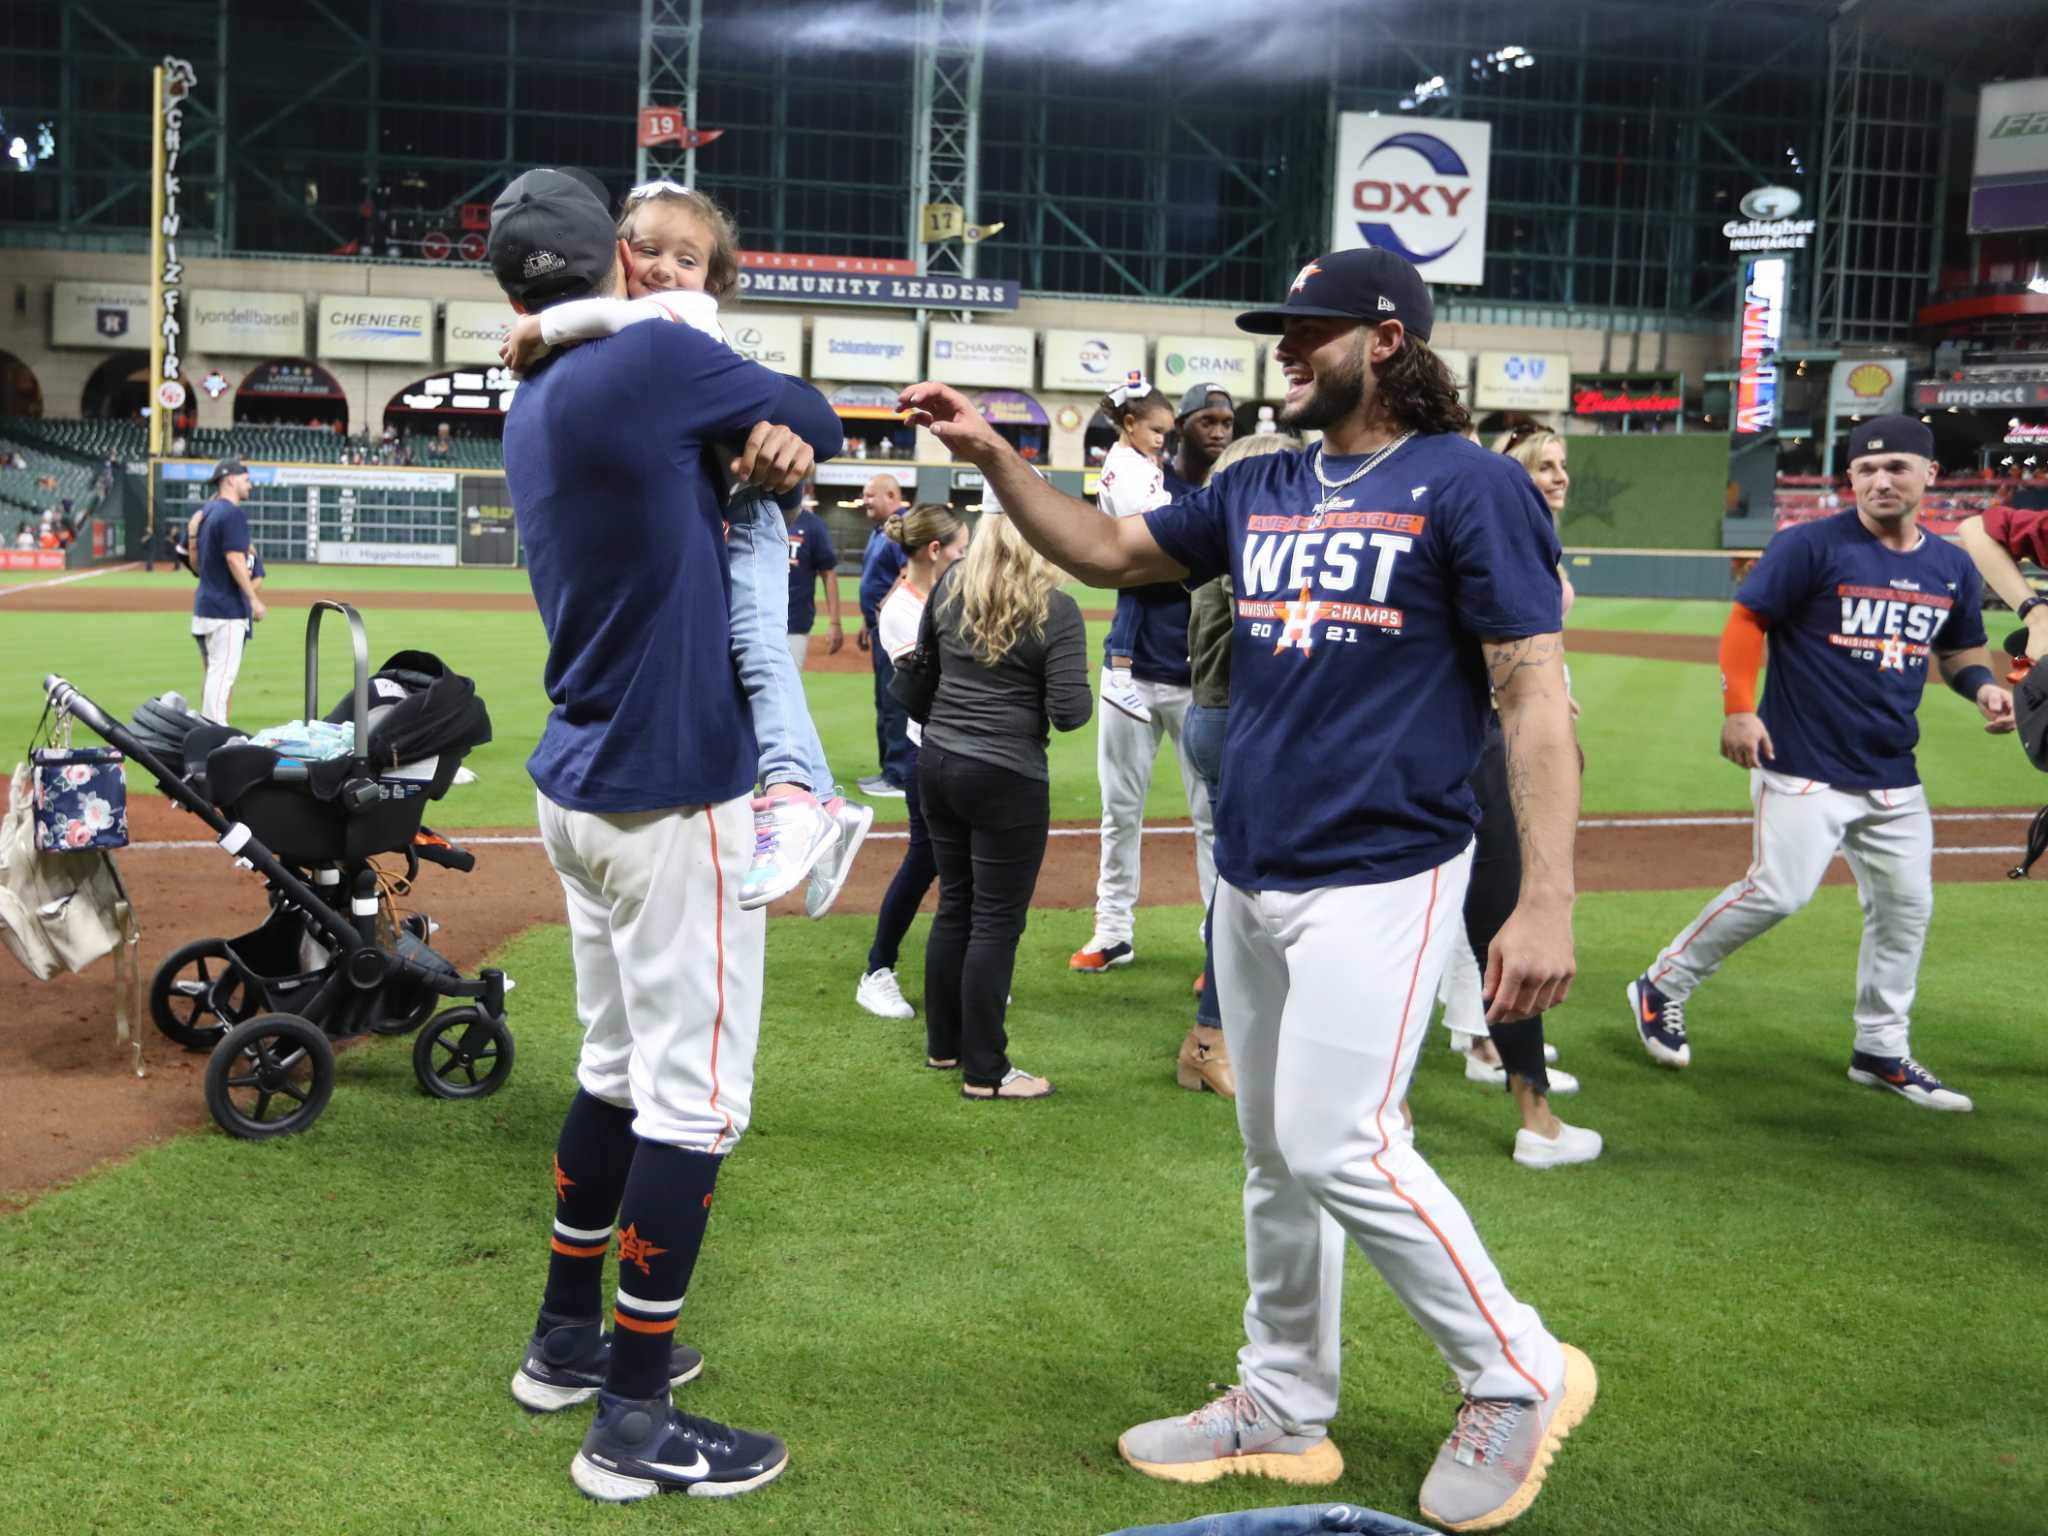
207, 456, 247, 484
1846, 414, 1934, 462
488, 169, 617, 307
1176, 384, 1235, 420
1237, 248, 1434, 343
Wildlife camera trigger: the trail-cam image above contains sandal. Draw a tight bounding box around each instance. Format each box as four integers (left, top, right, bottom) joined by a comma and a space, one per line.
961, 1067, 1055, 1101
925, 1057, 959, 1071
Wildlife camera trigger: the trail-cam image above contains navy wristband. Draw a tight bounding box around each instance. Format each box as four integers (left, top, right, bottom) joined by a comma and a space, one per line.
1950, 663, 1995, 700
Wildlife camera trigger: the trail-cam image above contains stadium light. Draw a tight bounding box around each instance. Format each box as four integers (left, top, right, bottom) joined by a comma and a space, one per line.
2028, 275, 2048, 295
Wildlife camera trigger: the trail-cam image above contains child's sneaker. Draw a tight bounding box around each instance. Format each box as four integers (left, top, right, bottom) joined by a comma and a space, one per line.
739, 793, 838, 911
1103, 665, 1152, 724
804, 797, 875, 919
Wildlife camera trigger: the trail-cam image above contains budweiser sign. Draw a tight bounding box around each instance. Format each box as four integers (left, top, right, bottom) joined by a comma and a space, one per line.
1571, 382, 1682, 416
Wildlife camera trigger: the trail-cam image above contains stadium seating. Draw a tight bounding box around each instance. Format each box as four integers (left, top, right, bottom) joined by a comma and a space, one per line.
405, 434, 504, 469
0, 429, 102, 519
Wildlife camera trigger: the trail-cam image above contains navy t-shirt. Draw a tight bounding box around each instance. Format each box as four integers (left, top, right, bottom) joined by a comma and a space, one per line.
1737, 510, 1986, 790
505, 319, 843, 813
1104, 463, 1198, 686
785, 509, 837, 635
192, 497, 252, 621
1144, 435, 1563, 892
860, 525, 906, 629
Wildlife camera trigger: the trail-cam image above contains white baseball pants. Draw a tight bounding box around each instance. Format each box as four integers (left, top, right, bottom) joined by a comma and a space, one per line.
1649, 768, 1931, 1058
1436, 929, 1484, 1040
1216, 847, 1564, 1430
786, 632, 810, 672
1093, 677, 1215, 945
192, 618, 246, 723
537, 790, 764, 1153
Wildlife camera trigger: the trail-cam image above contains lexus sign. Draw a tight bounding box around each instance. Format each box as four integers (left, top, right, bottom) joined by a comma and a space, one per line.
1331, 115, 1491, 287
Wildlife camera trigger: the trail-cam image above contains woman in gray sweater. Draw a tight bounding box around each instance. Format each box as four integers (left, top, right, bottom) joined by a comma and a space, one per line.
920, 510, 1093, 1100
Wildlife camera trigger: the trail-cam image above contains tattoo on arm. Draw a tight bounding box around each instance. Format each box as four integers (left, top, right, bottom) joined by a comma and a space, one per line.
1482, 633, 1562, 695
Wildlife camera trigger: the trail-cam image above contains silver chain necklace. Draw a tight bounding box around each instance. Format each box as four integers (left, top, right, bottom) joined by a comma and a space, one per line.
1310, 433, 1414, 518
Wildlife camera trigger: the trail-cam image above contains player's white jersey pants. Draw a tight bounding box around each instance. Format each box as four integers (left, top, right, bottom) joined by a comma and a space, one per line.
192, 617, 246, 723
1649, 768, 1931, 1058
537, 790, 764, 1154
1215, 845, 1564, 1428
1094, 678, 1216, 944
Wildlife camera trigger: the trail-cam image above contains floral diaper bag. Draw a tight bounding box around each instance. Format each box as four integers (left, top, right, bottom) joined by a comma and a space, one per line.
31, 747, 129, 852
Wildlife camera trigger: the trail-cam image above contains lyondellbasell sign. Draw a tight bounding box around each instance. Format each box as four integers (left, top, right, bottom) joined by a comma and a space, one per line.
1724, 185, 1816, 252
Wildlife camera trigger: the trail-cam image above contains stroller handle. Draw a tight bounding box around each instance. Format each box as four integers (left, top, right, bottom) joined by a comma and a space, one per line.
43, 674, 121, 741
306, 601, 371, 760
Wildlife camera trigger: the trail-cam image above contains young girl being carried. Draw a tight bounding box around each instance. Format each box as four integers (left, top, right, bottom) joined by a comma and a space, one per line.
1093, 372, 1175, 725
502, 181, 870, 915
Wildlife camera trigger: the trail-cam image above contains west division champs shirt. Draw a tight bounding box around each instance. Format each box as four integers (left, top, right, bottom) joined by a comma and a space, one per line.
505, 319, 842, 813
1144, 435, 1563, 892
1736, 509, 1986, 790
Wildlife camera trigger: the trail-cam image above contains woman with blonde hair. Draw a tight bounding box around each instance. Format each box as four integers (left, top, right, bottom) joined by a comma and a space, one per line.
919, 506, 1092, 1100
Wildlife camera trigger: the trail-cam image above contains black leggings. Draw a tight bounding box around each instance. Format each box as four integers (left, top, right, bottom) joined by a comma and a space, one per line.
866, 746, 936, 975
918, 743, 1051, 1086
1463, 719, 1551, 1096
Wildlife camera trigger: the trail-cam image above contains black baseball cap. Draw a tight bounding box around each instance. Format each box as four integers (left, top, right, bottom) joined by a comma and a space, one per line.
488, 169, 617, 307
1846, 414, 1934, 462
207, 456, 247, 484
1237, 248, 1434, 343
1176, 384, 1234, 420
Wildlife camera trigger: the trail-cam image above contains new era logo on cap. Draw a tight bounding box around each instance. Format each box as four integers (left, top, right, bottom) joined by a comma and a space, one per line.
1377, 295, 1396, 312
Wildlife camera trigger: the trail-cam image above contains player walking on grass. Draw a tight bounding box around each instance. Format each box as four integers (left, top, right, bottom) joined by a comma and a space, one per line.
489, 168, 840, 1502
902, 247, 1594, 1533
1629, 414, 2012, 1111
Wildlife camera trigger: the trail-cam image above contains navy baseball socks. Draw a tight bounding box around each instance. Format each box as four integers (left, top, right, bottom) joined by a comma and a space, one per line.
567, 1141, 791, 1502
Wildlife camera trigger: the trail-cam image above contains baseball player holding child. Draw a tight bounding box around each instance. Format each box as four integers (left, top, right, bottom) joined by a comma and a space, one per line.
1629, 414, 2013, 1111
904, 247, 1593, 1533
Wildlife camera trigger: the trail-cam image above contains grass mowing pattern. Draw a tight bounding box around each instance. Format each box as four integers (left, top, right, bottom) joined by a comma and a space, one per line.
3, 887, 2043, 1534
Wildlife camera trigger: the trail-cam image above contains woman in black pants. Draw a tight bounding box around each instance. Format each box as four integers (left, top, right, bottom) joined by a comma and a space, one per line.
919, 511, 1092, 1100
854, 503, 970, 1021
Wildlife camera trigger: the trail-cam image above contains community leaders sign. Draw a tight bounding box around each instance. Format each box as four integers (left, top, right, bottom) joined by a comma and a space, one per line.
928, 323, 1033, 387
738, 269, 1019, 311
1041, 330, 1146, 393
187, 290, 306, 356
812, 317, 919, 384
317, 296, 434, 363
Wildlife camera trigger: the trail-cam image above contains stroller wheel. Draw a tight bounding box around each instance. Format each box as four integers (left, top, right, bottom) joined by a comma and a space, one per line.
151, 939, 268, 1051
204, 1014, 337, 1140
413, 1007, 515, 1100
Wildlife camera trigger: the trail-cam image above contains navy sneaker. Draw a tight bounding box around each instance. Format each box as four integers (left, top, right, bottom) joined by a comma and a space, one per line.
570, 1391, 788, 1501
1626, 975, 1690, 1068
512, 1317, 704, 1413
1847, 1051, 1973, 1113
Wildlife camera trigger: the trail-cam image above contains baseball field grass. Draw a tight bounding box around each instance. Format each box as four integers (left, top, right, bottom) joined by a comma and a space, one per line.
5, 576, 2046, 827
3, 887, 2045, 1535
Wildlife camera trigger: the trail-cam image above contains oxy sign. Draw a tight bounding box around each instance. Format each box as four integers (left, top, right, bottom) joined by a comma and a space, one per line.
1331, 115, 1491, 287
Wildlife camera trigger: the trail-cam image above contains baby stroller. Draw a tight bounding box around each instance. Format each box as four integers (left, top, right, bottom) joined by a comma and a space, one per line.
43, 601, 510, 1140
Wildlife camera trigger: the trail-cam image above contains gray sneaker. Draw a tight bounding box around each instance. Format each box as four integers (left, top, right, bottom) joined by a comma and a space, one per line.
1118, 1384, 1343, 1486
1417, 1343, 1597, 1531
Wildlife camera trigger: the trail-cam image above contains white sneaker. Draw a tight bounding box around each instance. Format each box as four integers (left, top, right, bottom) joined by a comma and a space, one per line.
738, 793, 840, 911
1464, 1054, 1579, 1095
804, 798, 875, 919
855, 967, 915, 1020
1102, 665, 1152, 724
1512, 1120, 1603, 1168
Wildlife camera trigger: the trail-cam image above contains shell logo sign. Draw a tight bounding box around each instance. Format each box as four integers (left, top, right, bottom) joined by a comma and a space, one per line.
1829, 357, 1907, 417
1845, 363, 1894, 399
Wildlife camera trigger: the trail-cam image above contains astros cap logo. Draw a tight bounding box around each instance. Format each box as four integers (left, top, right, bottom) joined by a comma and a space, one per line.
1291, 262, 1323, 293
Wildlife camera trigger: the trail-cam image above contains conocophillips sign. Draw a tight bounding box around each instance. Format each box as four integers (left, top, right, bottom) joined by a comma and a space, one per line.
1724, 185, 1817, 252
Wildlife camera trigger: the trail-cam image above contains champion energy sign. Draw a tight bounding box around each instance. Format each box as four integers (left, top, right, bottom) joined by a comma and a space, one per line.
1734, 256, 1788, 435
1331, 115, 1491, 286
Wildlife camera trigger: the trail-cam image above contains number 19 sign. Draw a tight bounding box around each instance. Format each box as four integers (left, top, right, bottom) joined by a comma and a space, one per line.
637, 107, 723, 150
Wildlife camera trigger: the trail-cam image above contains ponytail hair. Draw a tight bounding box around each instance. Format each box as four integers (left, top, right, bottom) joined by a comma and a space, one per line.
885, 501, 965, 558
1100, 370, 1170, 428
